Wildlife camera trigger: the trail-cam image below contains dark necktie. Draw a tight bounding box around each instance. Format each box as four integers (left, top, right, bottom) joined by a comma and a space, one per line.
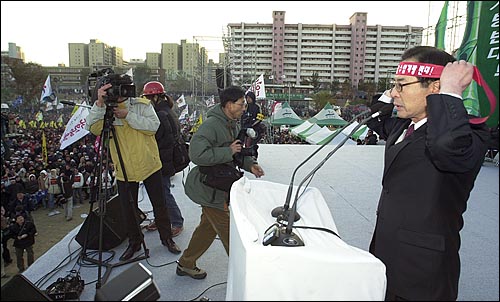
404, 124, 415, 139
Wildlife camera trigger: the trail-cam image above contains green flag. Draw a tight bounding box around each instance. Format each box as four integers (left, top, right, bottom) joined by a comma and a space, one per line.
456, 1, 499, 127
435, 1, 449, 50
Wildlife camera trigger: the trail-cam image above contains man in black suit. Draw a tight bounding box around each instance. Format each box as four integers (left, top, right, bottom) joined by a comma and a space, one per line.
367, 46, 489, 301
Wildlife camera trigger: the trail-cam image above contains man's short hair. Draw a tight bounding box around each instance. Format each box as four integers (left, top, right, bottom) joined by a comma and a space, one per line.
220, 86, 246, 107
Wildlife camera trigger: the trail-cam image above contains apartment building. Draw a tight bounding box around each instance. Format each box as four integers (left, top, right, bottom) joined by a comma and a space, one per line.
69, 39, 125, 69
226, 11, 423, 88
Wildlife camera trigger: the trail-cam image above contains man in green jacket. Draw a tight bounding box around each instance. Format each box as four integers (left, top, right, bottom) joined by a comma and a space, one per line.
177, 86, 265, 279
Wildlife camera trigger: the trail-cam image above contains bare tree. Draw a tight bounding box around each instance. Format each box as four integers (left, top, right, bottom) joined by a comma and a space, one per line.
2, 57, 47, 110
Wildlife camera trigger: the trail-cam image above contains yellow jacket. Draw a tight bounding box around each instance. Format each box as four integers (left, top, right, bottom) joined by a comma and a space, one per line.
85, 97, 161, 182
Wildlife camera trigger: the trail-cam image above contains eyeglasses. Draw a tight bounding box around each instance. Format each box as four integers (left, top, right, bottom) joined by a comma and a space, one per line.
234, 100, 247, 107
391, 80, 421, 93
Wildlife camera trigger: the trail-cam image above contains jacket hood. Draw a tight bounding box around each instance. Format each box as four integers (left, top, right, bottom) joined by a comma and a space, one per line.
207, 104, 237, 126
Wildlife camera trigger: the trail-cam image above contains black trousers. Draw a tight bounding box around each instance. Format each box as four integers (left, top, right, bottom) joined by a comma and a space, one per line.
2, 236, 12, 262
117, 169, 172, 246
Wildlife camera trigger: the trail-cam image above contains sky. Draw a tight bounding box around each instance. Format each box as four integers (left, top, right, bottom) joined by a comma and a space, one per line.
2, 1, 456, 67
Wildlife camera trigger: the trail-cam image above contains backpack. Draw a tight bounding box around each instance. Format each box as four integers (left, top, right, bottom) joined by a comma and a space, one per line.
172, 136, 190, 173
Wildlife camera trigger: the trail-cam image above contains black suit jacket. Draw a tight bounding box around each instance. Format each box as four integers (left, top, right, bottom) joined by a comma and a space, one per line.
154, 101, 180, 177
367, 94, 489, 300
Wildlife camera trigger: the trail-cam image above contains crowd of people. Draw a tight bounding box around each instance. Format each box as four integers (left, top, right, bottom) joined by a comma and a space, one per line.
1, 107, 121, 275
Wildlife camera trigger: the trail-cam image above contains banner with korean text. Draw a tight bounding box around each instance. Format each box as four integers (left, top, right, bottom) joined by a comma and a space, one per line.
59, 103, 90, 150
456, 1, 499, 127
247, 74, 267, 100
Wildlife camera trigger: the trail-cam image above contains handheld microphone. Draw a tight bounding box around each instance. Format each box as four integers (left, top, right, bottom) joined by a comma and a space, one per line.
60, 100, 92, 109
245, 128, 257, 139
277, 112, 383, 246
270, 109, 371, 221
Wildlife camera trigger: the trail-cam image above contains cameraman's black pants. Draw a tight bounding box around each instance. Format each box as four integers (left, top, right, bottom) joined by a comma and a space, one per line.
2, 234, 12, 263
117, 170, 173, 246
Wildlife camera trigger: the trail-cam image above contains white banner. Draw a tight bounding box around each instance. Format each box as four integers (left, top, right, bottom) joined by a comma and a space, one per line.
176, 94, 186, 108
59, 103, 90, 150
247, 74, 266, 100
179, 104, 189, 122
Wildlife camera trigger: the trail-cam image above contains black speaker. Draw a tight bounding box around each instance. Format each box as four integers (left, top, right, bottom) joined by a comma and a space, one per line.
215, 68, 225, 89
75, 195, 127, 250
1, 274, 52, 301
94, 263, 160, 301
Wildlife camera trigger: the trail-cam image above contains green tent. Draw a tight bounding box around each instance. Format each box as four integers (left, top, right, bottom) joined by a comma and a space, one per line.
308, 103, 347, 126
267, 101, 304, 126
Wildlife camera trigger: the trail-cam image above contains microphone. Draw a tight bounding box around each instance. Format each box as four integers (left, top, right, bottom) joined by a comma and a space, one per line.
270, 109, 371, 222
60, 100, 92, 109
370, 103, 393, 119
245, 128, 257, 139
60, 100, 76, 106
273, 112, 382, 247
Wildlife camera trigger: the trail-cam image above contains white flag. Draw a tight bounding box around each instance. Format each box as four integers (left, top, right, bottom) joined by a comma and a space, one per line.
189, 110, 197, 121
179, 104, 189, 122
205, 95, 216, 108
125, 68, 134, 80
176, 94, 186, 107
40, 75, 55, 104
59, 102, 90, 150
247, 74, 266, 100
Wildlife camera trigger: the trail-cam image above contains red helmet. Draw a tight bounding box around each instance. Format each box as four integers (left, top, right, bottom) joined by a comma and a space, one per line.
142, 81, 165, 96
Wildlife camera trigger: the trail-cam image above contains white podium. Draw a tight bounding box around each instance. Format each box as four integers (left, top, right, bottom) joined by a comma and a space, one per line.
226, 177, 386, 301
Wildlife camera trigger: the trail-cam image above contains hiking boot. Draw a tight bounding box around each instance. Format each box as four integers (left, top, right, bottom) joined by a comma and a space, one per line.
176, 262, 207, 279
171, 226, 184, 237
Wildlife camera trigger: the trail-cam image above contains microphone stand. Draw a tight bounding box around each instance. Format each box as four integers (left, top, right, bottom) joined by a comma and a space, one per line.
271, 109, 371, 222
271, 112, 377, 247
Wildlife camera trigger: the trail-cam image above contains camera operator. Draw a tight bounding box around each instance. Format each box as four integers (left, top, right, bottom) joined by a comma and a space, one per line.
176, 86, 264, 280
85, 72, 181, 261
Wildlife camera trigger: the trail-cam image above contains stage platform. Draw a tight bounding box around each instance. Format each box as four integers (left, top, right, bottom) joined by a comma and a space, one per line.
7, 144, 498, 301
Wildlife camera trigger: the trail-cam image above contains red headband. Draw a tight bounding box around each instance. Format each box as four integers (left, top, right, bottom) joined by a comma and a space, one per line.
395, 62, 496, 124
396, 62, 444, 78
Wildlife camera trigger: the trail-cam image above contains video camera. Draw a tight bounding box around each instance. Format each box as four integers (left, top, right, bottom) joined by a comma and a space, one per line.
89, 68, 136, 106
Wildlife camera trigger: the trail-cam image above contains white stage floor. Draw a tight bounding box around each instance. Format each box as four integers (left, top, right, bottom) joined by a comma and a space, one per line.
11, 144, 499, 301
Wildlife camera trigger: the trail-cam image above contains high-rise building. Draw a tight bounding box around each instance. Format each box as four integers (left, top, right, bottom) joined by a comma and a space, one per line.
146, 52, 161, 69
226, 11, 423, 88
181, 39, 201, 80
68, 39, 125, 69
68, 43, 88, 67
161, 43, 181, 79
7, 42, 25, 61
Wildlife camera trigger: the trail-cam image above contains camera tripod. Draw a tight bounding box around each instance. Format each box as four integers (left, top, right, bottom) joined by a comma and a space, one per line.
79, 103, 149, 288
